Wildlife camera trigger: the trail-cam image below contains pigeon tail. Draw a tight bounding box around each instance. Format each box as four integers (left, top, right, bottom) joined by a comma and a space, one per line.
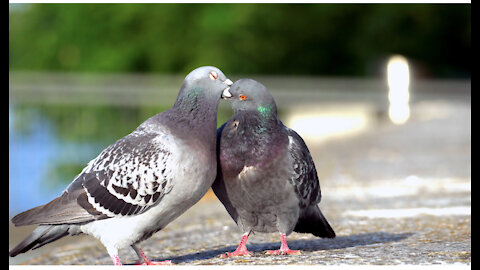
11, 203, 47, 227
9, 225, 69, 257
11, 191, 98, 226
294, 205, 335, 238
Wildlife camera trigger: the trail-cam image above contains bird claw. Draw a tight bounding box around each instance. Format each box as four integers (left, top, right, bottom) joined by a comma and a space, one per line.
135, 260, 173, 265
220, 250, 253, 258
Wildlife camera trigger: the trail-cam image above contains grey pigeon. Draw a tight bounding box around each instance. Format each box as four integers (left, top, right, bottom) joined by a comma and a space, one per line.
9, 66, 233, 265
212, 78, 335, 257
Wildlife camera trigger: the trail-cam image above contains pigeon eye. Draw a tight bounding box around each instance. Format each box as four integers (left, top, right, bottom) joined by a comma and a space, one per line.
209, 71, 218, 80
239, 94, 247, 101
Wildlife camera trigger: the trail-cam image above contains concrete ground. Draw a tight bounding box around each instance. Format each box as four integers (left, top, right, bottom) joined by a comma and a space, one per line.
9, 97, 470, 265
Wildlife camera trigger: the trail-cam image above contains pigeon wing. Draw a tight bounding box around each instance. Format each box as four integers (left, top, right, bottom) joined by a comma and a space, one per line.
285, 127, 322, 208
77, 129, 175, 218
12, 128, 176, 226
212, 123, 239, 223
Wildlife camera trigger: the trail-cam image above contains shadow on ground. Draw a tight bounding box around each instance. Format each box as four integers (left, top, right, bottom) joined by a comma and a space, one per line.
154, 232, 413, 264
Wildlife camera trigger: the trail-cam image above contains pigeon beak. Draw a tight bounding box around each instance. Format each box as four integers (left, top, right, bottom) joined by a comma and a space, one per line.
221, 87, 232, 99
224, 79, 233, 86
221, 79, 233, 99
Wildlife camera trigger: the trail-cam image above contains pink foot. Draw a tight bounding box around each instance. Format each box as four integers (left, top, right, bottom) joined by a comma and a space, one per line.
111, 255, 122, 265
221, 232, 252, 258
264, 234, 301, 255
221, 248, 253, 258
133, 246, 173, 265
135, 260, 173, 265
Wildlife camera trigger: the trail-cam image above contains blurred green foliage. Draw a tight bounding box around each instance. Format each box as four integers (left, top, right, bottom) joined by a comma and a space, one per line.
9, 4, 470, 78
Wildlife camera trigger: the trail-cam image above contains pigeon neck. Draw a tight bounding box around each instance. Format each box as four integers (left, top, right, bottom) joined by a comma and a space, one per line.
165, 87, 220, 145
222, 110, 287, 171
235, 107, 279, 135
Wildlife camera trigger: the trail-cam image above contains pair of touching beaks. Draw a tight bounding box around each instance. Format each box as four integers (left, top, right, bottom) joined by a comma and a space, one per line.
221, 79, 234, 99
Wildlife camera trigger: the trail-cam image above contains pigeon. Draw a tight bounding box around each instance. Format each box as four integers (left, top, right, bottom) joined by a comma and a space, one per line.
212, 78, 335, 257
9, 66, 233, 265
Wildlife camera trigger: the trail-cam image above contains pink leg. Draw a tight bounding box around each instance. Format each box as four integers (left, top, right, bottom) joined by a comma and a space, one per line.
132, 245, 172, 265
111, 255, 122, 266
265, 234, 301, 255
221, 232, 253, 258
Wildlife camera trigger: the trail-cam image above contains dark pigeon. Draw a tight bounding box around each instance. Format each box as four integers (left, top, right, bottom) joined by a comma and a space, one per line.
213, 78, 335, 257
9, 66, 233, 265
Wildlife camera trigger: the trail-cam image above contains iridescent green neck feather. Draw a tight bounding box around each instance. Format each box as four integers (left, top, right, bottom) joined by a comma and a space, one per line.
254, 104, 277, 133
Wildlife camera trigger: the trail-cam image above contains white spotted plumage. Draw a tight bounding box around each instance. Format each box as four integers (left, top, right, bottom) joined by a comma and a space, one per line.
73, 126, 176, 218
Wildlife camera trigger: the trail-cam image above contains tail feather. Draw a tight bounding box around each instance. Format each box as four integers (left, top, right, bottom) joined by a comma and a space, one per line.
294, 205, 336, 238
11, 191, 97, 226
9, 225, 69, 257
11, 204, 47, 227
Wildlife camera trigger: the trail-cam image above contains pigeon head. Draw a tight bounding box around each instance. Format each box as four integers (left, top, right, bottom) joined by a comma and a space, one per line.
167, 66, 232, 140
224, 78, 278, 117
179, 66, 233, 102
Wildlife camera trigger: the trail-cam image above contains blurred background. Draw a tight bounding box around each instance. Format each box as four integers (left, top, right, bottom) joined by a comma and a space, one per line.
9, 3, 470, 265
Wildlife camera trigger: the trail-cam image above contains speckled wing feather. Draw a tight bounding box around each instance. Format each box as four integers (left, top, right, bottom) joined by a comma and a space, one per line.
75, 128, 175, 218
12, 127, 176, 226
285, 127, 322, 208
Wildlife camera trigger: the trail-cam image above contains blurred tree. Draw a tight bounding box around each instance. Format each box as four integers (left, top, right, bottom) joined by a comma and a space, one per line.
9, 4, 470, 77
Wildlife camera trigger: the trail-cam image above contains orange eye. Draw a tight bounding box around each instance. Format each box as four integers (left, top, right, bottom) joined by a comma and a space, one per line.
239, 94, 247, 100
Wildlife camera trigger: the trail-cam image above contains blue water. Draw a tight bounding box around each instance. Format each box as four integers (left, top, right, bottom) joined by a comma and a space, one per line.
9, 107, 103, 217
